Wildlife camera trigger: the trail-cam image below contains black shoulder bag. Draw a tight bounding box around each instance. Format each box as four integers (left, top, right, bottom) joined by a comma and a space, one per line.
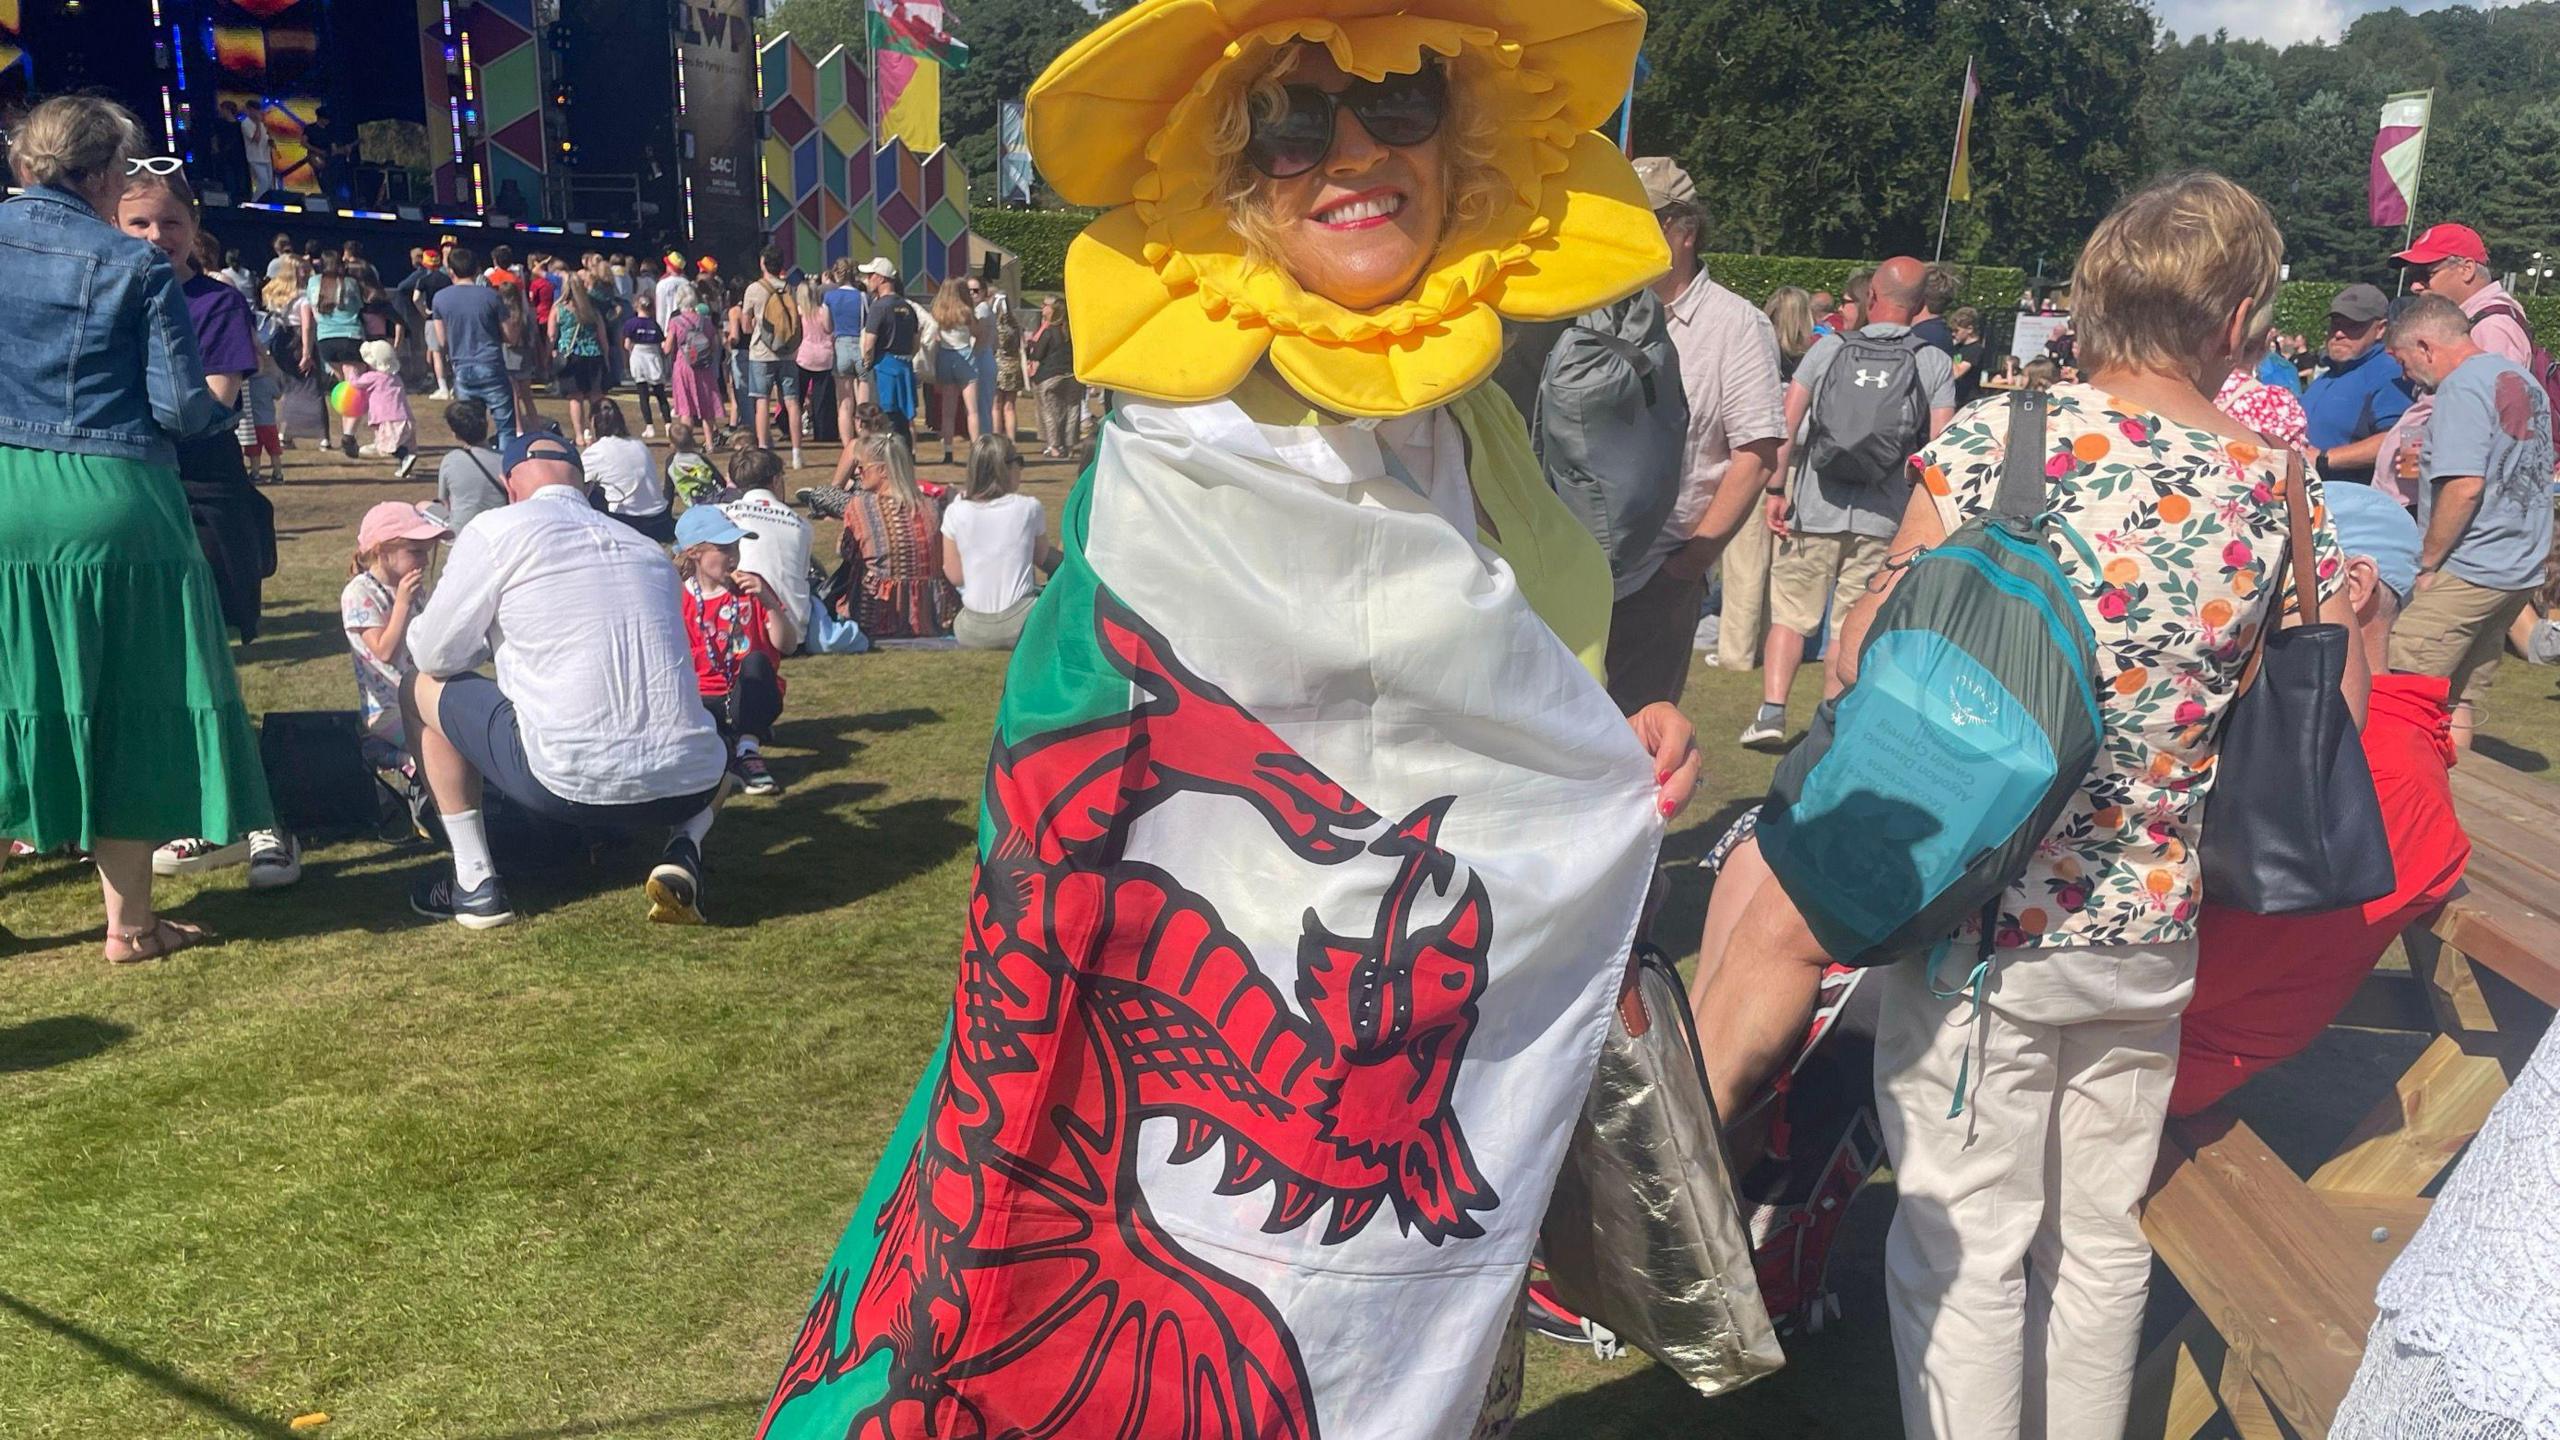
2197, 454, 2396, 914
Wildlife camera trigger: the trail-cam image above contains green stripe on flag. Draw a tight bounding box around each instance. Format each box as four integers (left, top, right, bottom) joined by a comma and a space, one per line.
976, 455, 1131, 856
757, 1028, 951, 1439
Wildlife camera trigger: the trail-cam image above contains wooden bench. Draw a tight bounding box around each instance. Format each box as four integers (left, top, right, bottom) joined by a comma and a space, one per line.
2131, 756, 2560, 1439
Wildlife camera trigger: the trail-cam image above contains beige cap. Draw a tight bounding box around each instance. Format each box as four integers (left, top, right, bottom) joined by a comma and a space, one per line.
1633, 156, 1696, 211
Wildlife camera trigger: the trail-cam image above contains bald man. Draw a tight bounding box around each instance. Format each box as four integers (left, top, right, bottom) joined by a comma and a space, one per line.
1744, 256, 1955, 747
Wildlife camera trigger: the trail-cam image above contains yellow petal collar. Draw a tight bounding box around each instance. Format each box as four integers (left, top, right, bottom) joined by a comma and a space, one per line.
1032, 1, 1669, 420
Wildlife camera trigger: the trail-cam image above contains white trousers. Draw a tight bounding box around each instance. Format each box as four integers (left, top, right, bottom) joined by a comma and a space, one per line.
1874, 938, 2197, 1440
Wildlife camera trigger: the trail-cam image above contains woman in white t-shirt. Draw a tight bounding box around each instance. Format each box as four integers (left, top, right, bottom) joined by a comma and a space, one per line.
581, 398, 673, 543
941, 435, 1055, 651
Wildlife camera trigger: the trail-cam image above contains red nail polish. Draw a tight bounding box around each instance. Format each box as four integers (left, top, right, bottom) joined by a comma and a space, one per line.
1659, 796, 1676, 817
1656, 770, 1671, 786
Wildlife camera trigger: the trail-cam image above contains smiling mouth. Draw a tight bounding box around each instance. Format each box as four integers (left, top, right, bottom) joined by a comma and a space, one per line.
1312, 191, 1407, 230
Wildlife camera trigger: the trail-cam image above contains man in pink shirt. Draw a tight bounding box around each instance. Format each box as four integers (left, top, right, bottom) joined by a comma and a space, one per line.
2374, 223, 2536, 500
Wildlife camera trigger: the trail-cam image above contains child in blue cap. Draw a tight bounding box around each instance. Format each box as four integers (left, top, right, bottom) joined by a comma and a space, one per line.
674, 504, 799, 796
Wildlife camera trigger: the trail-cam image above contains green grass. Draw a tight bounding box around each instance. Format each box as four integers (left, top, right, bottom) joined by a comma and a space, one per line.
5, 429, 2557, 1438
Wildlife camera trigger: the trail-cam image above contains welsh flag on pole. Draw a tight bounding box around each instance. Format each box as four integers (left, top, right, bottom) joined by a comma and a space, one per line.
870, 0, 970, 73
754, 386, 1663, 1439
2371, 90, 2433, 228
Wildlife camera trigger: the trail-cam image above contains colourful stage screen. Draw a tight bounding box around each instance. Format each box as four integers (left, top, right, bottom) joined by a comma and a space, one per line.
213, 0, 325, 195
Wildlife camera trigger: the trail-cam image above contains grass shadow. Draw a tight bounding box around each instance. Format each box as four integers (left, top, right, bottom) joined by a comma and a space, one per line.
0, 1289, 299, 1438
0, 1015, 133, 1073
710, 784, 974, 924
236, 605, 360, 668
467, 1397, 761, 1440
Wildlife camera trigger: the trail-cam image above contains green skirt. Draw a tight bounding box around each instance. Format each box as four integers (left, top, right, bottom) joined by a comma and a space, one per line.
0, 444, 272, 851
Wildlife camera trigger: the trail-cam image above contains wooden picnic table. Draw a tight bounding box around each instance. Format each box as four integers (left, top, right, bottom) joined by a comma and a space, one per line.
2133, 754, 2560, 1439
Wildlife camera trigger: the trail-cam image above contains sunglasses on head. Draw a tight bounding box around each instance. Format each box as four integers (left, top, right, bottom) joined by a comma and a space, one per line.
1244, 61, 1449, 181
126, 156, 184, 175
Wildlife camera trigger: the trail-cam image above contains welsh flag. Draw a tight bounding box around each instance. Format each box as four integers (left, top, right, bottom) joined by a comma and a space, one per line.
869, 0, 970, 73
757, 388, 1663, 1439
2371, 90, 2433, 228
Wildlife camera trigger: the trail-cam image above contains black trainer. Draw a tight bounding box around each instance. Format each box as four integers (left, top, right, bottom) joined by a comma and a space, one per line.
411, 873, 517, 929
735, 749, 780, 796
647, 836, 705, 925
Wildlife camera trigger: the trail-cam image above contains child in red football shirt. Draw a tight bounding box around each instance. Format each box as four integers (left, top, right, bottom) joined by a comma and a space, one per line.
674, 505, 800, 796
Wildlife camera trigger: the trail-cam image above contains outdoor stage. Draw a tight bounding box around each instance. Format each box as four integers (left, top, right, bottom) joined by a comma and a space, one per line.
0, 0, 972, 277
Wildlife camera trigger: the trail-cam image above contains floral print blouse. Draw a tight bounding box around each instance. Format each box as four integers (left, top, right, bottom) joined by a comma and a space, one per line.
1916, 382, 2343, 950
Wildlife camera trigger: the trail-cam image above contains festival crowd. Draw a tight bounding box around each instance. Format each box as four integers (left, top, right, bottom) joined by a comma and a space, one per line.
5, 1, 2560, 1433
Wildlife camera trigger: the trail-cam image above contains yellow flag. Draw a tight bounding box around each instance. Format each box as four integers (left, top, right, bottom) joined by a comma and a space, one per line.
1948, 59, 1980, 204
881, 57, 943, 153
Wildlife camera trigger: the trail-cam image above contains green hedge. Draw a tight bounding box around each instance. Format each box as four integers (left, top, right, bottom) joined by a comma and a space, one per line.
973, 209, 1096, 291
2275, 280, 2560, 351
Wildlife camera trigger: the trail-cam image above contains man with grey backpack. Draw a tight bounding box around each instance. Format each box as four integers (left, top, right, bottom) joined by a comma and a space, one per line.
1746, 256, 1954, 747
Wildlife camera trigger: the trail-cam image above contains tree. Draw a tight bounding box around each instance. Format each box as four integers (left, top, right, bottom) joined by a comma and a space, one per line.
1633, 0, 2153, 269
2474, 98, 2560, 271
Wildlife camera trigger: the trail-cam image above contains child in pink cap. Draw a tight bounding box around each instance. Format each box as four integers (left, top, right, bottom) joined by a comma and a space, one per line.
343, 502, 453, 787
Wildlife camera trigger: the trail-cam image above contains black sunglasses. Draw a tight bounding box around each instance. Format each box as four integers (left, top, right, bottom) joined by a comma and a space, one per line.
1244, 62, 1449, 181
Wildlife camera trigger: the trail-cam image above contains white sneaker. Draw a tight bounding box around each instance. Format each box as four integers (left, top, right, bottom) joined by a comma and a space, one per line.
643, 424, 657, 439
791, 448, 805, 470
432, 387, 455, 400
153, 836, 250, 875
247, 830, 303, 889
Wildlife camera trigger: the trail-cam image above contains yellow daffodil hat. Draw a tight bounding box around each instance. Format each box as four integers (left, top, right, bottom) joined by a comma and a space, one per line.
1026, 0, 1671, 419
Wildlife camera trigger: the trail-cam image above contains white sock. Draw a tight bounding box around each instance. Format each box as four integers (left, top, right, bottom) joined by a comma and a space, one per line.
675, 803, 716, 848
734, 735, 761, 757
444, 808, 497, 890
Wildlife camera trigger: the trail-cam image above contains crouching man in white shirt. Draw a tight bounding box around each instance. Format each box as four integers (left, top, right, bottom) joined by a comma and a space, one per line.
403, 428, 733, 927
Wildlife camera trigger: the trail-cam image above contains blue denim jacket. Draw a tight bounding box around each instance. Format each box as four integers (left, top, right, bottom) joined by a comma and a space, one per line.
0, 184, 226, 465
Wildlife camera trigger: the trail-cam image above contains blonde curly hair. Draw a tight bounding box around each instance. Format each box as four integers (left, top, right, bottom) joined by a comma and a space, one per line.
1206, 42, 1508, 276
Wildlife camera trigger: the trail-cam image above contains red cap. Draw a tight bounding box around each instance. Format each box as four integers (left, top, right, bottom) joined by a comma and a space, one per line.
2394, 223, 2488, 267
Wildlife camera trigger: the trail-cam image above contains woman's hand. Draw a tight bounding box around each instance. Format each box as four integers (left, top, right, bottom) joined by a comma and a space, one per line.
1629, 703, 1700, 821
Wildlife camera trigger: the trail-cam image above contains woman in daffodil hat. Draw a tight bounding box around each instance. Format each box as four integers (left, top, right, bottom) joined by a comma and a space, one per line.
756, 6, 1709, 1438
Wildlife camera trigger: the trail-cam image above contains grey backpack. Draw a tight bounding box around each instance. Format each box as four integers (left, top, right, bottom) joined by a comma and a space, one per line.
1802, 330, 1928, 488
1507, 290, 1689, 594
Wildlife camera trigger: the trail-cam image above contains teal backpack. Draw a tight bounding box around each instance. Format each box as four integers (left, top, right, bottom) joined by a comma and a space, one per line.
1759, 391, 2103, 999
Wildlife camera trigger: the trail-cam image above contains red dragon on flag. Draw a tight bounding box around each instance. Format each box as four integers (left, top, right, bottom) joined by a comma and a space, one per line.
759, 596, 1501, 1440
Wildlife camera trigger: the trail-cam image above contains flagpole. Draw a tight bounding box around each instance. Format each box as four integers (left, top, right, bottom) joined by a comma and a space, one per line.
865, 0, 879, 256
1935, 57, 1973, 263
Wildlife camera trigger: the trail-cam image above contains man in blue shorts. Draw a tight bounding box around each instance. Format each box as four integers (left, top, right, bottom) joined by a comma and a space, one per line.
404, 429, 734, 928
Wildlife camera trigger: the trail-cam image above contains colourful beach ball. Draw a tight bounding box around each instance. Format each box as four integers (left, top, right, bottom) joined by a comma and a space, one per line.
330, 381, 364, 418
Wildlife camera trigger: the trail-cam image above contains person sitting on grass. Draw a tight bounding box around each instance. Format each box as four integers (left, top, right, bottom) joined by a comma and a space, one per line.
402, 428, 732, 928
717, 446, 815, 650
942, 435, 1057, 652
674, 505, 797, 796
583, 398, 673, 544
435, 398, 506, 532
665, 420, 724, 506
825, 432, 954, 642
342, 501, 450, 823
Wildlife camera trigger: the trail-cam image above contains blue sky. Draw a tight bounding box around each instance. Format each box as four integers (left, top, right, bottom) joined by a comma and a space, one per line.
2149, 0, 2467, 46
